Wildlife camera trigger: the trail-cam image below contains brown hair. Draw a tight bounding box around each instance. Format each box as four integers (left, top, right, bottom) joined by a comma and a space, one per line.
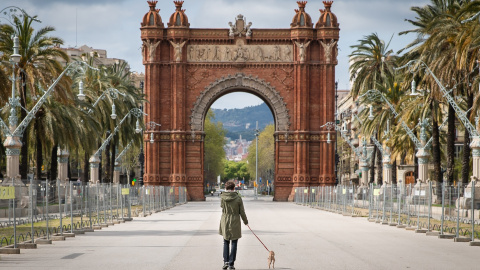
225, 181, 235, 191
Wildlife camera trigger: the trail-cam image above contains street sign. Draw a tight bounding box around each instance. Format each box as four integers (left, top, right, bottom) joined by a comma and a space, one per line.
121, 188, 130, 195
0, 186, 15, 199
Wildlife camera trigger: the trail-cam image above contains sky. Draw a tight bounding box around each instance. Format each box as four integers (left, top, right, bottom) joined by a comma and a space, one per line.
1, 0, 430, 109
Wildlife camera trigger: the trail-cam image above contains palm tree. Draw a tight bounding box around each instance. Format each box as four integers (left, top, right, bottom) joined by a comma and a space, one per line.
76, 56, 144, 183
400, 0, 459, 190
350, 33, 398, 184
349, 33, 396, 100
0, 14, 68, 180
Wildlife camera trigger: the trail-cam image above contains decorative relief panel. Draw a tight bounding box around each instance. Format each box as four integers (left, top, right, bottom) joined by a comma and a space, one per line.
271, 67, 294, 93
187, 44, 293, 63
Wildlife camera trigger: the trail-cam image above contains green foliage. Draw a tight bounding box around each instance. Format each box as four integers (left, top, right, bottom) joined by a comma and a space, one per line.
246, 124, 275, 181
204, 110, 227, 182
223, 160, 250, 182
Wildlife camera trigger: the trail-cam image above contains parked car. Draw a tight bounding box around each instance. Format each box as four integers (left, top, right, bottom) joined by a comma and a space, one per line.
213, 189, 224, 196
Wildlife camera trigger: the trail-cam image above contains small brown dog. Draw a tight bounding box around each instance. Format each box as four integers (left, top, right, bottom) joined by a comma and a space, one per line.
268, 250, 275, 269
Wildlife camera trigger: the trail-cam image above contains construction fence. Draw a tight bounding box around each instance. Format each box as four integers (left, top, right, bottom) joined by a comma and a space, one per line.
0, 179, 187, 249
294, 181, 480, 241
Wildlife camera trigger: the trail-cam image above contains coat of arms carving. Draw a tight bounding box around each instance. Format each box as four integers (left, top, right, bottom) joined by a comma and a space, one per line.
228, 14, 252, 37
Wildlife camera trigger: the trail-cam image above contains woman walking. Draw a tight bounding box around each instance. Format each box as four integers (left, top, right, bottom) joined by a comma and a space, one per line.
219, 181, 248, 270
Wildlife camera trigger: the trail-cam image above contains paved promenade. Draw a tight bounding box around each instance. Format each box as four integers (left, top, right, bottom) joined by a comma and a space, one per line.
1, 195, 479, 270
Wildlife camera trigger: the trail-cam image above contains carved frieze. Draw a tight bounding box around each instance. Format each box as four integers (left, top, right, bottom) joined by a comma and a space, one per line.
187, 44, 293, 63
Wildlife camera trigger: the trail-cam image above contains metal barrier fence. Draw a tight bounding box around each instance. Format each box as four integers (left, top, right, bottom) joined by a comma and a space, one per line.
294, 181, 480, 240
0, 179, 187, 248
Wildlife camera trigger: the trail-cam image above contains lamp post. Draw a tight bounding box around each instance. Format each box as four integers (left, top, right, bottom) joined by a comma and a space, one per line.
353, 113, 393, 186
397, 59, 480, 205
89, 108, 147, 184
359, 89, 429, 183
335, 81, 339, 184
142, 121, 161, 186
255, 121, 259, 200
0, 56, 96, 182
321, 121, 372, 187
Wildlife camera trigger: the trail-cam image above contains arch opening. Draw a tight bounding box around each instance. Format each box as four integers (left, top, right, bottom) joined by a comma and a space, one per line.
204, 91, 276, 195
190, 73, 290, 134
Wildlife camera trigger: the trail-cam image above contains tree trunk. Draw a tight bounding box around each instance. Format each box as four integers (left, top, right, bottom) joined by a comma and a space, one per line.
446, 104, 455, 185
376, 147, 382, 185
83, 152, 89, 182
20, 73, 28, 180
369, 144, 377, 184
392, 159, 397, 184
461, 92, 473, 186
50, 145, 58, 180
431, 102, 442, 202
35, 122, 42, 180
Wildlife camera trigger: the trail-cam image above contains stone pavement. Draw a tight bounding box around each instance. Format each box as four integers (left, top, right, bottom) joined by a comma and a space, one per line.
1, 195, 479, 270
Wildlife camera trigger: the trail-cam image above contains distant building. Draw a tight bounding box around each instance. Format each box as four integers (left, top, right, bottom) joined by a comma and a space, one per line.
224, 135, 252, 161
58, 45, 145, 89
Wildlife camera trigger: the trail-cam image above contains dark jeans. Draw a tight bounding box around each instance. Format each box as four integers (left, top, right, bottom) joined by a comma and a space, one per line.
223, 239, 238, 266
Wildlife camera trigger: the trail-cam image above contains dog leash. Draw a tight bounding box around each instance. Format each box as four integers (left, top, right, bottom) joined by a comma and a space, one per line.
247, 224, 270, 252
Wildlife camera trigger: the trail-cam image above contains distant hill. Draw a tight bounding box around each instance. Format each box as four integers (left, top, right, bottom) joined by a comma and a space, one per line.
211, 103, 274, 141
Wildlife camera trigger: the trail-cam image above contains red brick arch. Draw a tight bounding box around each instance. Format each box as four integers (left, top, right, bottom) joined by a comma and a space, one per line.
190, 73, 290, 133
140, 1, 339, 201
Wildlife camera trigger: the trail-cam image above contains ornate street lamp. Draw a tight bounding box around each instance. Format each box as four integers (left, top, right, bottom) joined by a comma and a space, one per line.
321, 120, 372, 187
89, 108, 147, 184
146, 121, 161, 144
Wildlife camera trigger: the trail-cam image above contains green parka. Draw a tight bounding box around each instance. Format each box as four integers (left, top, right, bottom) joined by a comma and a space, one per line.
219, 191, 248, 241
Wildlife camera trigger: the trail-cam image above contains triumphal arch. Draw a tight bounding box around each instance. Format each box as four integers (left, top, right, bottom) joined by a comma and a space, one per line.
140, 0, 339, 201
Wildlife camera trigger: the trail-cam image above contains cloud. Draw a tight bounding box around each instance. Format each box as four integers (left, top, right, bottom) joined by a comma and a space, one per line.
1, 0, 431, 107
211, 92, 264, 110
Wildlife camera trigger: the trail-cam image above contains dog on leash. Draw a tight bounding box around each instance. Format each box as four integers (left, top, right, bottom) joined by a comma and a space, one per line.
268, 250, 275, 269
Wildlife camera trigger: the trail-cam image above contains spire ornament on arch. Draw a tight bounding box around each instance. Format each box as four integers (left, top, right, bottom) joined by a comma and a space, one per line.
168, 1, 190, 28
141, 0, 164, 27
291, 1, 313, 28
316, 1, 339, 28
